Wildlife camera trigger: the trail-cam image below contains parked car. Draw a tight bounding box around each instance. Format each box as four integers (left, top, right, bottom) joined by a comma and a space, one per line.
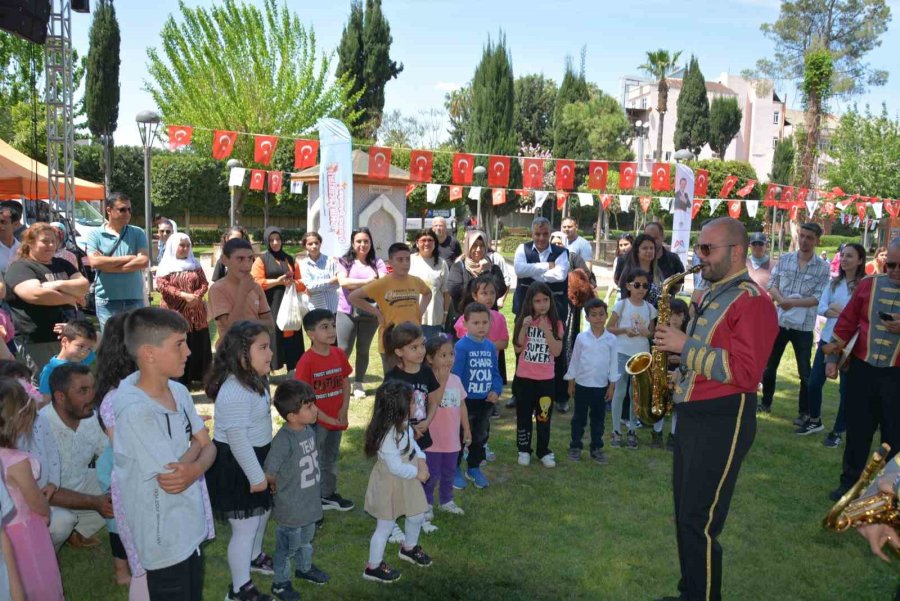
15, 198, 104, 252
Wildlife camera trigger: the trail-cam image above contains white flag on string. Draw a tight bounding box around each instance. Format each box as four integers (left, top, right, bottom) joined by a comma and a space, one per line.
745, 200, 759, 218
228, 167, 246, 187
577, 192, 593, 207
872, 201, 883, 219
289, 179, 303, 194
805, 200, 819, 217
619, 195, 633, 212
426, 184, 441, 204
659, 197, 673, 213
708, 198, 723, 214
468, 186, 482, 201
534, 191, 549, 210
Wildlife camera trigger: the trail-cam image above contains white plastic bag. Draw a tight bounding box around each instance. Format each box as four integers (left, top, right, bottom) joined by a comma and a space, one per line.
276, 285, 308, 331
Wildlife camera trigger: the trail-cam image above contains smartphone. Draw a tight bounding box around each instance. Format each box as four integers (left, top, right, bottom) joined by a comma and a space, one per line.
879, 311, 895, 322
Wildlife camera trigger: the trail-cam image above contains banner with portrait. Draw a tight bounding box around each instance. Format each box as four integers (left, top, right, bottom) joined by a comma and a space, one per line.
671, 163, 694, 267
317, 118, 354, 258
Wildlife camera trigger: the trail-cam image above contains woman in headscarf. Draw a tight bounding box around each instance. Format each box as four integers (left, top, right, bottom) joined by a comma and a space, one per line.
155, 232, 211, 387
446, 229, 507, 327
49, 222, 78, 270
251, 226, 304, 371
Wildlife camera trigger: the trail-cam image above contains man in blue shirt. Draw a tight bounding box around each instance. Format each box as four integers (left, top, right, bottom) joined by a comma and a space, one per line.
85, 193, 149, 329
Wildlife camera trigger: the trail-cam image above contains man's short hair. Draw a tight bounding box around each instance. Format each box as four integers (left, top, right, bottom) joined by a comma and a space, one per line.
646, 221, 665, 236
561, 217, 577, 226
303, 308, 335, 332
531, 216, 551, 230
584, 297, 608, 316
60, 319, 97, 342
463, 302, 490, 321
124, 308, 189, 359
800, 222, 823, 238
273, 380, 316, 420
49, 362, 92, 397
105, 191, 130, 211
388, 242, 410, 258
0, 201, 21, 222
222, 237, 253, 257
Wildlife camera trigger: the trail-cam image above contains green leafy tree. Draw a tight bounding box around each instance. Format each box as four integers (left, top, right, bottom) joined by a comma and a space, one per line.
770, 137, 795, 183
444, 85, 472, 150
708, 96, 742, 158
796, 49, 833, 189
146, 0, 362, 222
85, 0, 121, 192
336, 0, 403, 138
558, 90, 633, 162
639, 49, 682, 160
673, 56, 709, 156
552, 54, 590, 160
514, 74, 556, 149
826, 104, 900, 199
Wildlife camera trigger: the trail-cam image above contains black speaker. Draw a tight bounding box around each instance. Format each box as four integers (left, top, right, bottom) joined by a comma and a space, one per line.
72, 0, 90, 13
0, 1, 51, 45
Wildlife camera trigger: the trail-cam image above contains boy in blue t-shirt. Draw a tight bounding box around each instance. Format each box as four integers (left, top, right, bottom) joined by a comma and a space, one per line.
39, 319, 97, 402
451, 303, 501, 489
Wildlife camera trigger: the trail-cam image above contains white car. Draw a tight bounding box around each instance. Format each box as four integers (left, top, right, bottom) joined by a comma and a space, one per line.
15, 199, 104, 252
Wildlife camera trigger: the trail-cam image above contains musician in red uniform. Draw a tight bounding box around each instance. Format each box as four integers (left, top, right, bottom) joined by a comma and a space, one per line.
825, 237, 900, 501
654, 217, 778, 601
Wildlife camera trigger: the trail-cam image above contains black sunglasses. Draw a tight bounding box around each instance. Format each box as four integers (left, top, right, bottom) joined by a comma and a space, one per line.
750, 241, 766, 246
114, 207, 132, 214
694, 243, 737, 257
629, 282, 651, 290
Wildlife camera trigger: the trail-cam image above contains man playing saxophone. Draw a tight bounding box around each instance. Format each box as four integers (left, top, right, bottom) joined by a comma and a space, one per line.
653, 217, 778, 601
855, 457, 900, 562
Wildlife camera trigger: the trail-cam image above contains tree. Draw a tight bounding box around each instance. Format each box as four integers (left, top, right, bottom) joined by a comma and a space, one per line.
639, 49, 682, 160
826, 104, 900, 199
558, 90, 633, 162
444, 85, 471, 150
770, 137, 795, 183
513, 74, 556, 149
85, 0, 121, 192
708, 96, 742, 158
146, 0, 362, 221
335, 0, 403, 138
552, 54, 590, 160
796, 49, 833, 189
673, 56, 709, 156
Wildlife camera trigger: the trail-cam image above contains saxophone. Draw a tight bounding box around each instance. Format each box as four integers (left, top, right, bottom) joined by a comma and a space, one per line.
823, 443, 900, 532
625, 264, 702, 425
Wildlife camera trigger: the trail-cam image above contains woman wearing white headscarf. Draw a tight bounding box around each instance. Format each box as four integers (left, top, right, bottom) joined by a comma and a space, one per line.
155, 232, 211, 387
49, 221, 78, 270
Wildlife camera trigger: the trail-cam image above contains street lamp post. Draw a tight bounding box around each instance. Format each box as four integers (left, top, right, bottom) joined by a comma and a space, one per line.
473, 165, 486, 230
136, 110, 161, 294
227, 158, 243, 227
634, 120, 650, 173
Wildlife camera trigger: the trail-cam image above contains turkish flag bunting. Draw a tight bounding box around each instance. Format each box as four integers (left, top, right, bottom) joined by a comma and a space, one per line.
253, 135, 278, 165
294, 139, 319, 169
587, 161, 608, 191
777, 186, 795, 210
651, 163, 671, 191
249, 169, 266, 191
452, 153, 475, 184
492, 188, 506, 205
763, 184, 781, 207
856, 202, 868, 220
556, 190, 568, 209
619, 162, 638, 190
405, 184, 417, 197
212, 130, 238, 160
728, 200, 741, 219
884, 199, 899, 219
832, 186, 846, 197
822, 201, 835, 216
522, 158, 544, 189
789, 203, 801, 221
600, 194, 612, 210
694, 169, 710, 197
555, 159, 576, 190
735, 179, 756, 198
639, 196, 652, 213
368, 146, 392, 179
488, 156, 510, 187
719, 175, 739, 198
267, 171, 283, 194
409, 150, 433, 183
691, 198, 703, 219
449, 186, 463, 201
167, 126, 193, 149
795, 188, 809, 203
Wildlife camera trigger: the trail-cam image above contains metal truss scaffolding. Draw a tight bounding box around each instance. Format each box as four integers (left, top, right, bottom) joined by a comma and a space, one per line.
45, 0, 75, 224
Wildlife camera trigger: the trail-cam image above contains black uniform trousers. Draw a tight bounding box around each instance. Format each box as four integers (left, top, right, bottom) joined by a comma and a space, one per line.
839, 356, 900, 490
673, 393, 756, 601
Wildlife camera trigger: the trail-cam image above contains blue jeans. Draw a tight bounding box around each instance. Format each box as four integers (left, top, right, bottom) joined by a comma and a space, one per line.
95, 298, 145, 330
570, 383, 607, 451
807, 341, 847, 432
274, 522, 316, 583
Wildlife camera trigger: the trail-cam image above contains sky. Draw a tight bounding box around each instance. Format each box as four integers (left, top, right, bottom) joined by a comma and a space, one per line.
67, 0, 900, 147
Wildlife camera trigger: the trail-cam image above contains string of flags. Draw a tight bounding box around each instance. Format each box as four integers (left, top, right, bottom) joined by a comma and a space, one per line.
166, 124, 900, 222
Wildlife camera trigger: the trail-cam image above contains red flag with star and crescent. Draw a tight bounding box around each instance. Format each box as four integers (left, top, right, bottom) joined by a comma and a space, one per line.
212, 130, 238, 160
719, 175, 739, 198
488, 155, 510, 187
368, 146, 392, 179
452, 153, 475, 184
694, 169, 709, 197
600, 194, 613, 210
167, 126, 193, 150
639, 196, 652, 213
691, 197, 704, 219
522, 158, 544, 189
267, 171, 283, 194
588, 161, 608, 191
409, 150, 433, 183
856, 202, 868, 220
556, 190, 568, 209
763, 184, 781, 207
651, 163, 671, 191
619, 162, 638, 190
249, 169, 266, 191
492, 188, 506, 205
555, 159, 576, 190
294, 139, 319, 169
885, 199, 900, 219
254, 135, 278, 166
728, 200, 741, 219
449, 186, 463, 201
735, 179, 756, 198
777, 186, 795, 210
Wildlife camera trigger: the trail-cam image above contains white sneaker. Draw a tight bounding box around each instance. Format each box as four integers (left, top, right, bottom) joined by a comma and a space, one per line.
388, 524, 405, 544
540, 453, 556, 468
438, 501, 465, 515
352, 383, 366, 399
424, 508, 434, 522
517, 452, 531, 466
421, 520, 438, 534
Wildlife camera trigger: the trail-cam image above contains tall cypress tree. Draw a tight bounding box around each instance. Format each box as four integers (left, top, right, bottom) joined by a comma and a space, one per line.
336, 1, 364, 120
673, 55, 709, 156
552, 53, 590, 157
85, 0, 120, 191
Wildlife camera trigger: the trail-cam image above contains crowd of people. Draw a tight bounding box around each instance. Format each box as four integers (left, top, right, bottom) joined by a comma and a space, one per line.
0, 189, 895, 600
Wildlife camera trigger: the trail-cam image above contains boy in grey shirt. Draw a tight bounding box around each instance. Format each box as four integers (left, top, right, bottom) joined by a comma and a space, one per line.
264, 381, 329, 601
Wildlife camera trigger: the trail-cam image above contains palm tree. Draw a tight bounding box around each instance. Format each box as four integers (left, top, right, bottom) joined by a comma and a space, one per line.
639, 49, 682, 160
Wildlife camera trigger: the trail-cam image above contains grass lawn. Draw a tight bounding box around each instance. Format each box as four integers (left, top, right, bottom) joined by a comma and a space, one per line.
58, 292, 897, 600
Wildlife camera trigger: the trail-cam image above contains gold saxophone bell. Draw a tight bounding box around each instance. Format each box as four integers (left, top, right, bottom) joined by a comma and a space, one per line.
824, 443, 900, 532
628, 264, 702, 425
